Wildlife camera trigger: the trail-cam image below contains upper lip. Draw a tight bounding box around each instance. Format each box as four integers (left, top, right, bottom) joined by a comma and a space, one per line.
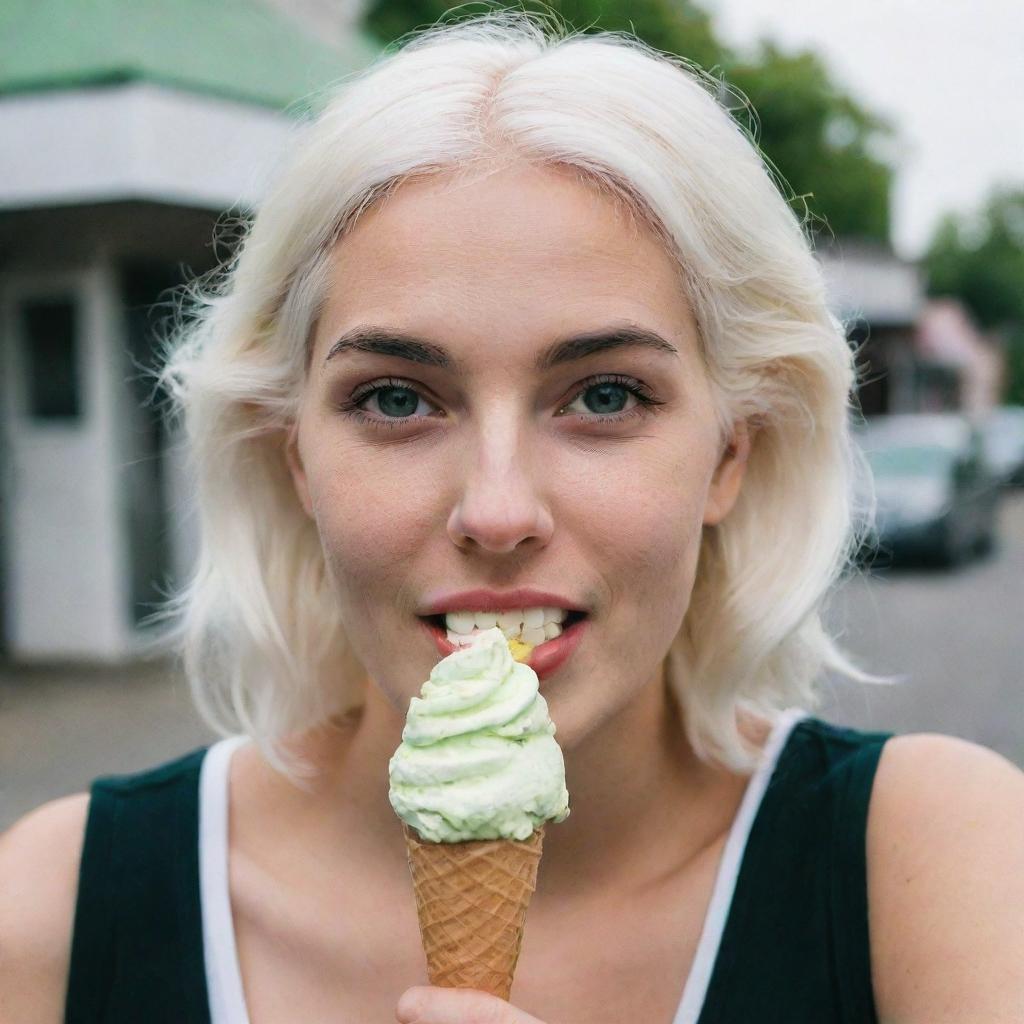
419, 588, 588, 616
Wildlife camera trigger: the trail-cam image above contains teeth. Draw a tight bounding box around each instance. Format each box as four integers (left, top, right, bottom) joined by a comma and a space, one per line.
446, 611, 476, 635
442, 606, 574, 644
447, 625, 559, 649
443, 608, 573, 633
496, 609, 523, 632
523, 607, 545, 629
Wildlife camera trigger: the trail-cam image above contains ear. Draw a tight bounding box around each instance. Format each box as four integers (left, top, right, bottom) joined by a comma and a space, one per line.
284, 421, 314, 519
702, 418, 755, 527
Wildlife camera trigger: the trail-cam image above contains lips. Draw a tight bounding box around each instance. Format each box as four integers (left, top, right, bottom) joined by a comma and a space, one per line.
418, 588, 588, 616
419, 614, 588, 682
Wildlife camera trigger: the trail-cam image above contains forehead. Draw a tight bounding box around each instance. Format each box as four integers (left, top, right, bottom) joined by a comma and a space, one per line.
319, 163, 697, 357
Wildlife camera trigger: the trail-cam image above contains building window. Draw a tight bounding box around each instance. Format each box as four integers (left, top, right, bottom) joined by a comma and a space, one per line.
20, 297, 81, 421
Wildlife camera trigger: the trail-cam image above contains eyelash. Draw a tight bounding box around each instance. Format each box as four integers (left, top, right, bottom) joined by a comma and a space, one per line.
337, 374, 664, 431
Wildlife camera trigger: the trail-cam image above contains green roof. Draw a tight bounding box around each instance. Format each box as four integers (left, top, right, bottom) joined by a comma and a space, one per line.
0, 0, 384, 112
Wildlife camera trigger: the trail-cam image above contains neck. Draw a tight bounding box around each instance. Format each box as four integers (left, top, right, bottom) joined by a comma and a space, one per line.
531, 669, 752, 903
275, 666, 761, 903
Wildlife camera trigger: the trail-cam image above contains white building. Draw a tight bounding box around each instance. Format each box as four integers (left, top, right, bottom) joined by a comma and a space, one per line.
0, 0, 378, 661
818, 240, 926, 417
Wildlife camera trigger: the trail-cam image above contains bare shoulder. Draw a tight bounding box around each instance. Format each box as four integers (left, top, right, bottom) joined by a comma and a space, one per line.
867, 732, 1024, 1024
0, 793, 91, 1024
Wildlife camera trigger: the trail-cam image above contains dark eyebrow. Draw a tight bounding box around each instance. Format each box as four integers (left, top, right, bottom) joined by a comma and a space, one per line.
323, 324, 679, 372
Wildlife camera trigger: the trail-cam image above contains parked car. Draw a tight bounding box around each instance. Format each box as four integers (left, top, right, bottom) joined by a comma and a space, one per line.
853, 413, 1001, 568
978, 405, 1024, 487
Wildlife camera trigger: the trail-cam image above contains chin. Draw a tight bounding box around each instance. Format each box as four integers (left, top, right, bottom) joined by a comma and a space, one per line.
542, 690, 613, 752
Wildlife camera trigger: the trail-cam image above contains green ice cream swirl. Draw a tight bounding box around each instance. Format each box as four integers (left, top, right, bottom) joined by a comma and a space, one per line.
388, 626, 570, 843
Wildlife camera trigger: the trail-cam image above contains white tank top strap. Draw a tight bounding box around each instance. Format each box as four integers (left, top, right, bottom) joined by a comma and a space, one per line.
199, 735, 252, 1024
672, 706, 810, 1024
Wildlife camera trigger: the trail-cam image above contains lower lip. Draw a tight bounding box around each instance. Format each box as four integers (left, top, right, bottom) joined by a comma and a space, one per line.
420, 617, 588, 681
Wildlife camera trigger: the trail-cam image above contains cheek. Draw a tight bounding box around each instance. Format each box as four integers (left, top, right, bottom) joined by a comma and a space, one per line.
305, 443, 439, 605
556, 437, 711, 576
618, 489, 704, 637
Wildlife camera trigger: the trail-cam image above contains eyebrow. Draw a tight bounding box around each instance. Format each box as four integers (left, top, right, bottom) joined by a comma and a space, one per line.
322, 323, 679, 373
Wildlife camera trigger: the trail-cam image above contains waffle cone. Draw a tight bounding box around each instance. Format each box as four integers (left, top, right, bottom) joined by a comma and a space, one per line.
402, 823, 545, 1001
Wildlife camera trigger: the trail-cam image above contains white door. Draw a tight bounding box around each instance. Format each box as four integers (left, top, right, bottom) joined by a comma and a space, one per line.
0, 268, 130, 659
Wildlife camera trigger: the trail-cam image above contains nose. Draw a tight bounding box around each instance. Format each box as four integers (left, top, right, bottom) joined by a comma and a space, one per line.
446, 418, 555, 555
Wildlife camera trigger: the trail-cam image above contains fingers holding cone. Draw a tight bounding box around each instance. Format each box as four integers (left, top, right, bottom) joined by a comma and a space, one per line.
396, 984, 549, 1022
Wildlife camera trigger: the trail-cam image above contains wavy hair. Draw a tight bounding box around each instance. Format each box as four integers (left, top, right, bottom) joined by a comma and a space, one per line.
154, 9, 897, 780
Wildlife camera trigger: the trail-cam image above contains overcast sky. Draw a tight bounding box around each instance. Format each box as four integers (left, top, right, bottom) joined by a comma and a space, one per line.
705, 0, 1024, 259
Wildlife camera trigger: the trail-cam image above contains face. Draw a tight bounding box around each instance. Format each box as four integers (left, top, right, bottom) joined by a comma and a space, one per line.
287, 162, 751, 749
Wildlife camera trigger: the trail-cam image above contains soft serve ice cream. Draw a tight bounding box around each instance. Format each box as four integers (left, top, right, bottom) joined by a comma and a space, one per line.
389, 627, 570, 843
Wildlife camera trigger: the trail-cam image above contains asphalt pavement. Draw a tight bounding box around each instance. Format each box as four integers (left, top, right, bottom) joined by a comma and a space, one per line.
3, 493, 1024, 831
818, 489, 1024, 766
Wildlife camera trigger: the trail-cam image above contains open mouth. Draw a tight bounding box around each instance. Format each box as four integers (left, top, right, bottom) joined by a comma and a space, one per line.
417, 610, 589, 680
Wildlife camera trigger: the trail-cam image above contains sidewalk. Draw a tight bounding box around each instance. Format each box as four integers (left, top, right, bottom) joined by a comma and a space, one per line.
0, 658, 215, 829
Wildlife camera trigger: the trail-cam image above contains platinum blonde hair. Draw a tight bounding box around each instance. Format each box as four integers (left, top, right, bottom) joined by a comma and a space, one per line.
157, 10, 894, 780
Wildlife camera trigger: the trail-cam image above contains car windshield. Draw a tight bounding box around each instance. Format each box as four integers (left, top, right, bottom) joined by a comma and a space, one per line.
865, 445, 955, 478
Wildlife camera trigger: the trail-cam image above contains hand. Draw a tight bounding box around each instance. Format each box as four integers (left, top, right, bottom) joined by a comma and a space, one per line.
396, 986, 549, 1023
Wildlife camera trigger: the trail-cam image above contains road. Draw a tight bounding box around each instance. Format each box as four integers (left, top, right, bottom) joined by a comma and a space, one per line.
3, 492, 1024, 830
0, 658, 215, 829
818, 489, 1024, 767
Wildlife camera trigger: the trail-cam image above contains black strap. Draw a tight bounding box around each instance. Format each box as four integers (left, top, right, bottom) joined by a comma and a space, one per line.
826, 729, 890, 1024
65, 747, 212, 1024
697, 717, 891, 1023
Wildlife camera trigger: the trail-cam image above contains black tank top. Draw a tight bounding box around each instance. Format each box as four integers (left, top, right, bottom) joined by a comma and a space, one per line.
64, 715, 892, 1023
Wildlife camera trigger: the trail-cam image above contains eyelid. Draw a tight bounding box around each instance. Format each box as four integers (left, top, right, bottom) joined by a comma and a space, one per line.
347, 375, 433, 405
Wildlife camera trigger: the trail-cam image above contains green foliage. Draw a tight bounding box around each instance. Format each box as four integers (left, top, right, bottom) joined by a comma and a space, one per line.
365, 0, 723, 70
924, 187, 1024, 403
1004, 328, 1024, 407
924, 188, 1024, 329
361, 0, 894, 242
728, 43, 893, 242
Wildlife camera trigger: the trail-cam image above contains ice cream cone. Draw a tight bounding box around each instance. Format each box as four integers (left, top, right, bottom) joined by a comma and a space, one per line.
403, 823, 545, 1001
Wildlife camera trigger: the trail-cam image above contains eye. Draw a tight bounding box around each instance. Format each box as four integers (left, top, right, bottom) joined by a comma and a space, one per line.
558, 375, 660, 422
338, 378, 440, 428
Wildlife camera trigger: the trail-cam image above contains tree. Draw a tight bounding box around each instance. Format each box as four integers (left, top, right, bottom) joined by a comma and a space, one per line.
924, 187, 1024, 404
361, 0, 894, 243
728, 42, 893, 242
365, 0, 723, 72
925, 188, 1024, 329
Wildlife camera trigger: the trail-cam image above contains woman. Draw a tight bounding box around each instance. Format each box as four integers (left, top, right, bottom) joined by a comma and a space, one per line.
3, 13, 1022, 1024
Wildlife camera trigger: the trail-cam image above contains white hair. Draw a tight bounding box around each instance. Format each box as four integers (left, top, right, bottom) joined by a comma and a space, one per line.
155, 10, 895, 780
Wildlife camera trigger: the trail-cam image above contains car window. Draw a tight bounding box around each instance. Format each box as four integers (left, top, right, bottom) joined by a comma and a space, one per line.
865, 445, 955, 478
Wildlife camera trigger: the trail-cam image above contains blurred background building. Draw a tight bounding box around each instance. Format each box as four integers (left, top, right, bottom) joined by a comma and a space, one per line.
820, 243, 1007, 417
0, 0, 378, 661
